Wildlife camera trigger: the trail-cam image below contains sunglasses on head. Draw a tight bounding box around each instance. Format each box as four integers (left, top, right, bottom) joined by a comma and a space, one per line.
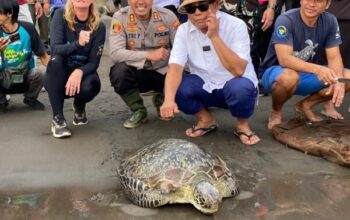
184, 2, 210, 14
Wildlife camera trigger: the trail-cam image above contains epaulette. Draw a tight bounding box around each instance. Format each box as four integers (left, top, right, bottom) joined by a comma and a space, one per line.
120, 6, 130, 14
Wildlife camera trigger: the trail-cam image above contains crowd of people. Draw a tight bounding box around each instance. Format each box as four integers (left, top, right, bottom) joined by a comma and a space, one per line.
0, 0, 349, 145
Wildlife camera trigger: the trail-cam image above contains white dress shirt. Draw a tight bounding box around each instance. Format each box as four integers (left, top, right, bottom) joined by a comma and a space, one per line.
169, 11, 258, 93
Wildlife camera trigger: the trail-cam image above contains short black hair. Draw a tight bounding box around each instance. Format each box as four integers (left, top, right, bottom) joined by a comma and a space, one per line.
0, 0, 19, 23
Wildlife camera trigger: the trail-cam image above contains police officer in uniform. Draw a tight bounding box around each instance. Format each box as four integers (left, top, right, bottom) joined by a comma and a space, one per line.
109, 0, 179, 128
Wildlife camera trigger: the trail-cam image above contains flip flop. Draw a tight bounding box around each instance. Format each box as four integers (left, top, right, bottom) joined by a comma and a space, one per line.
234, 130, 260, 146
188, 123, 219, 137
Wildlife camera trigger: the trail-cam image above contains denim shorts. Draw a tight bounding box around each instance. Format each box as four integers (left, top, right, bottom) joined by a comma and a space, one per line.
261, 66, 327, 96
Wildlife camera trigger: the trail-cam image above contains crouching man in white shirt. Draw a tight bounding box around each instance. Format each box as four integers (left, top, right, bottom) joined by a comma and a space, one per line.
160, 0, 260, 145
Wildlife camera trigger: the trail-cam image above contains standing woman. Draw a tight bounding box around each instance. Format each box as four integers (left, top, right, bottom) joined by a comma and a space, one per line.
45, 0, 105, 138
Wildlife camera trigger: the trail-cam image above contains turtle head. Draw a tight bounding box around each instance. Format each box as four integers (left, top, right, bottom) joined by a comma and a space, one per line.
218, 175, 240, 198
192, 181, 221, 214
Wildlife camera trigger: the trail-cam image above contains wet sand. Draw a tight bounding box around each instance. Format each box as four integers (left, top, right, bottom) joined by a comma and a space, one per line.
1, 16, 350, 220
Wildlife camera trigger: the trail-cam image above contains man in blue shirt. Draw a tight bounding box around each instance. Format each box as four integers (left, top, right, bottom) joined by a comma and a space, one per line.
260, 0, 350, 129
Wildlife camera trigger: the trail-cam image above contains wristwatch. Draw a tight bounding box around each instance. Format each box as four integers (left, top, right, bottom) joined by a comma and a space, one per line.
267, 3, 277, 11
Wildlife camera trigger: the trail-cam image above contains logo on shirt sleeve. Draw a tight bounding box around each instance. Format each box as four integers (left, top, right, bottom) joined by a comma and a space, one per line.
336, 26, 341, 39
96, 45, 104, 56
112, 21, 122, 33
172, 20, 180, 30
276, 25, 288, 38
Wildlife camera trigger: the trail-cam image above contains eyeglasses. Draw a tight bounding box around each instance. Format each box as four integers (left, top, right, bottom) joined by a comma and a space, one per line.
184, 2, 210, 14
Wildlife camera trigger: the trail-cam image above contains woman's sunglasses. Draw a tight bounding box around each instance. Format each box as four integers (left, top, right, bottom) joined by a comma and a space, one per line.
184, 2, 210, 14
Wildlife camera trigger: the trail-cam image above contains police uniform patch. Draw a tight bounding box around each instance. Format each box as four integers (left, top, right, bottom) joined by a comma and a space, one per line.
172, 20, 180, 29
153, 12, 159, 20
128, 40, 136, 48
276, 25, 288, 38
157, 25, 168, 32
129, 14, 136, 23
127, 25, 138, 32
113, 21, 122, 33
158, 39, 166, 46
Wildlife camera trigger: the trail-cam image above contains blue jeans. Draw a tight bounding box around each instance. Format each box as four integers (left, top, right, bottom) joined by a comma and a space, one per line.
175, 74, 258, 119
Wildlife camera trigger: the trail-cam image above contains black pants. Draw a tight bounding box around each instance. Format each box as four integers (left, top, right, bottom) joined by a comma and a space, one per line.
231, 3, 279, 78
237, 15, 274, 77
251, 19, 274, 78
109, 62, 165, 96
44, 55, 101, 116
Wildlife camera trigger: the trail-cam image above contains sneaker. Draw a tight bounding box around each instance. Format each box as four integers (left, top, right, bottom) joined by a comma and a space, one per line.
51, 115, 71, 138
123, 109, 147, 128
23, 98, 45, 110
72, 103, 88, 126
152, 92, 164, 116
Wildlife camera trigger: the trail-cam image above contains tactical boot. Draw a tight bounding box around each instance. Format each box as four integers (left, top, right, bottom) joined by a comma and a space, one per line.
152, 92, 164, 117
121, 90, 147, 128
123, 109, 147, 128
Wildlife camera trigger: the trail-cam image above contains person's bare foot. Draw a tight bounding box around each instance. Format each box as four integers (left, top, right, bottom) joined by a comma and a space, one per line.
294, 102, 323, 122
185, 119, 218, 138
268, 111, 282, 129
321, 101, 344, 120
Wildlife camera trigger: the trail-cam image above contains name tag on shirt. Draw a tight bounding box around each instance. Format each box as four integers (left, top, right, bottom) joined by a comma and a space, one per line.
202, 45, 211, 51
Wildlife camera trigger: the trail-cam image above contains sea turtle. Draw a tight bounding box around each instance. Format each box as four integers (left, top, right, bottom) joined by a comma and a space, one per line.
118, 139, 239, 214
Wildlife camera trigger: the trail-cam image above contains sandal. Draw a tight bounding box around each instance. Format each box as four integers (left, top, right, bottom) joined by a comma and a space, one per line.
234, 130, 260, 146
186, 123, 219, 137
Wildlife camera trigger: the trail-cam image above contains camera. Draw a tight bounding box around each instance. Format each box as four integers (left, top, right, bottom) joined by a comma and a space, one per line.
7, 33, 20, 44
